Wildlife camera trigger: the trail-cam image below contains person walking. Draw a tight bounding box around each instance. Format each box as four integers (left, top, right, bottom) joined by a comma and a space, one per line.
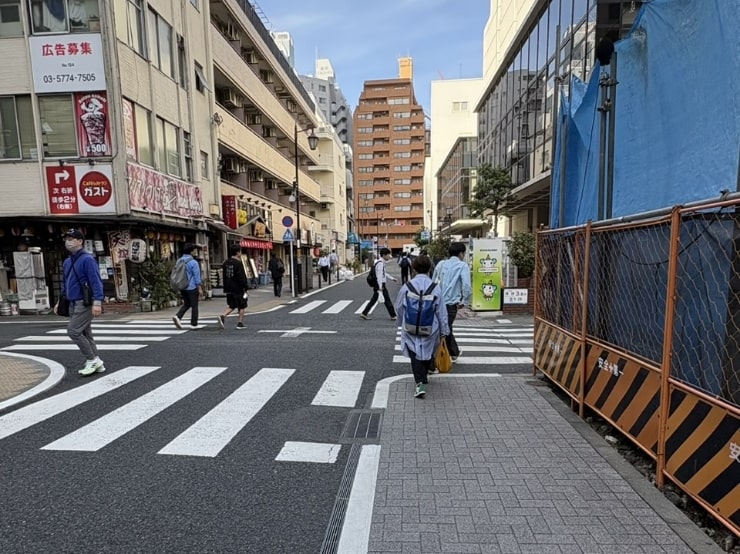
172, 243, 202, 329
329, 249, 339, 280
395, 255, 449, 398
318, 252, 330, 282
360, 247, 398, 320
218, 244, 249, 330
268, 252, 285, 297
55, 229, 105, 376
399, 252, 411, 284
432, 242, 472, 362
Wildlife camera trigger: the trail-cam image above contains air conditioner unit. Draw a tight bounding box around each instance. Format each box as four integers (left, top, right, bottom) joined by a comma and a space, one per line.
247, 113, 262, 125
222, 87, 243, 109
249, 169, 263, 182
224, 157, 246, 173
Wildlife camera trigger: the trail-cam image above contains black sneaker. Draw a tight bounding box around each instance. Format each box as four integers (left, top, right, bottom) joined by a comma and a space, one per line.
236, 322, 245, 329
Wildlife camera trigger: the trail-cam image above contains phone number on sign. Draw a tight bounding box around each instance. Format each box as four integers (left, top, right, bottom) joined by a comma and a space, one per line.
42, 73, 97, 84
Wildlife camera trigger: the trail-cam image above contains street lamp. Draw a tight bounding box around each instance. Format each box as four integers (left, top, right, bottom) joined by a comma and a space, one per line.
288, 123, 318, 297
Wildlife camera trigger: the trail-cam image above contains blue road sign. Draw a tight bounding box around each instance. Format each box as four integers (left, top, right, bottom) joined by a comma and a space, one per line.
420, 230, 430, 240
281, 215, 294, 228
282, 229, 294, 241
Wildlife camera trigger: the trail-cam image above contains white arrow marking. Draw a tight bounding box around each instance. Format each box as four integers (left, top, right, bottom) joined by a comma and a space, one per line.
54, 169, 70, 184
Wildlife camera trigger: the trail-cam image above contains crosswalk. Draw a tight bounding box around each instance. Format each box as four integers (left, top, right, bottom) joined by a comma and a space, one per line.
0, 365, 366, 463
0, 318, 215, 353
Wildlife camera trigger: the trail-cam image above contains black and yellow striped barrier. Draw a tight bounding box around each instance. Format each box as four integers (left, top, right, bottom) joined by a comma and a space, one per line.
534, 321, 581, 400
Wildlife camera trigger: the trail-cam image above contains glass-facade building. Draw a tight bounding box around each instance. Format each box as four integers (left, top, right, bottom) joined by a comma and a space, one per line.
476, 0, 641, 232
436, 137, 478, 235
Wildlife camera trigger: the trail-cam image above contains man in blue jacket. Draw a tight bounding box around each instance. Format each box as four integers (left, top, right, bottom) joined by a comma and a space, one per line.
172, 243, 202, 329
56, 229, 105, 376
432, 242, 472, 362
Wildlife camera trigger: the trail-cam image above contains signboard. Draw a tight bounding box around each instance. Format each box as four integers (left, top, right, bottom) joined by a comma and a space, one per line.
471, 238, 504, 311
75, 92, 111, 157
282, 229, 294, 242
503, 288, 529, 305
222, 195, 237, 229
46, 164, 116, 215
281, 215, 294, 227
122, 99, 137, 161
420, 230, 430, 241
29, 34, 106, 93
127, 162, 204, 218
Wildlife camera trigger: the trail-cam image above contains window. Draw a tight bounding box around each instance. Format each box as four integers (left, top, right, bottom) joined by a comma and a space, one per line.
148, 9, 174, 77
358, 153, 372, 160
0, 96, 36, 159
394, 192, 411, 198
452, 101, 469, 111
38, 95, 76, 158
393, 112, 410, 119
134, 104, 153, 166
194, 62, 208, 92
358, 167, 372, 173
358, 180, 372, 186
183, 132, 193, 181
394, 152, 411, 158
357, 127, 372, 134
318, 84, 326, 92
393, 138, 410, 145
393, 165, 411, 172
177, 35, 187, 88
393, 125, 411, 131
0, 1, 22, 37
126, 0, 146, 56
200, 151, 209, 179
28, 0, 101, 34
394, 178, 411, 185
357, 113, 372, 120
318, 97, 326, 104
156, 116, 180, 176
357, 140, 372, 146
388, 98, 409, 105
189, 0, 198, 8
394, 205, 411, 211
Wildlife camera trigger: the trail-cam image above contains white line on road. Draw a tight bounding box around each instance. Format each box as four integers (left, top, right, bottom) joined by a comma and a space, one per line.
1, 344, 147, 351
393, 344, 531, 353
336, 445, 381, 554
275, 441, 341, 463
158, 367, 295, 457
0, 353, 65, 412
354, 301, 369, 314
48, 329, 187, 335
392, 355, 531, 364
14, 336, 171, 342
322, 300, 353, 314
311, 371, 365, 407
92, 324, 196, 329
0, 366, 159, 440
289, 300, 326, 314
42, 367, 228, 452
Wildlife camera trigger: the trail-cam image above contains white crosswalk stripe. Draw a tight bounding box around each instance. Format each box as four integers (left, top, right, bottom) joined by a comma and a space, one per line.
322, 300, 353, 314
311, 371, 364, 407
289, 300, 326, 314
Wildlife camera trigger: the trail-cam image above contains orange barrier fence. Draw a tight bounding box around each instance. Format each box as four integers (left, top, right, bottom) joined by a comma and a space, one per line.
534, 201, 740, 536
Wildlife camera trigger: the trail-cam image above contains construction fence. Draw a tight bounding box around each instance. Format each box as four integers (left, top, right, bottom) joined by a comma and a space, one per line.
534, 198, 740, 536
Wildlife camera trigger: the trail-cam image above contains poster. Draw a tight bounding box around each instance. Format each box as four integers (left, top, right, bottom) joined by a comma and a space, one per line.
470, 238, 504, 311
75, 92, 111, 157
222, 195, 237, 228
122, 98, 137, 161
127, 162, 204, 218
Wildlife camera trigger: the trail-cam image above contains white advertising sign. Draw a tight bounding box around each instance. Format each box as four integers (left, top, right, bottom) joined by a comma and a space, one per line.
29, 34, 106, 93
503, 288, 529, 305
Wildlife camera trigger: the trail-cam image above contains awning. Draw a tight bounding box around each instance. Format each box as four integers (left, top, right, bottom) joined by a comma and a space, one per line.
207, 220, 241, 236
240, 239, 273, 250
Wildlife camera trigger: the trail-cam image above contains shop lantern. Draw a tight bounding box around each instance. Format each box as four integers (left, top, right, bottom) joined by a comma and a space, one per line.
128, 239, 147, 263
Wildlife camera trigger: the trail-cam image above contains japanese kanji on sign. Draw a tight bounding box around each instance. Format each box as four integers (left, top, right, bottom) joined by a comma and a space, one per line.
29, 34, 106, 93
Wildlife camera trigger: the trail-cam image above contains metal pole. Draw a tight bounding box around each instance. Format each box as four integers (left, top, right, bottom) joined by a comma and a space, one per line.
605, 53, 618, 219
294, 123, 301, 296
289, 238, 295, 298
597, 72, 609, 221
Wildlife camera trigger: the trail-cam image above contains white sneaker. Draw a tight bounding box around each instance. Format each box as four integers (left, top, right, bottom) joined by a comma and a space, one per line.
172, 316, 183, 330
79, 359, 104, 376
189, 325, 199, 330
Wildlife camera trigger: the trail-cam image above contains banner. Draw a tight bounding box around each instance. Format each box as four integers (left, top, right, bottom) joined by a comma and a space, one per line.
75, 92, 111, 158
470, 238, 503, 311
222, 195, 237, 228
122, 98, 137, 161
127, 163, 204, 218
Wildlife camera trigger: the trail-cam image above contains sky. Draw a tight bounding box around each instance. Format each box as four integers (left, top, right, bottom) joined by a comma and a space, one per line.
258, 0, 490, 112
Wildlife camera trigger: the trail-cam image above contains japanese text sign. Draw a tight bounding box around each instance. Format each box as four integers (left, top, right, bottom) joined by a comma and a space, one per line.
29, 34, 106, 93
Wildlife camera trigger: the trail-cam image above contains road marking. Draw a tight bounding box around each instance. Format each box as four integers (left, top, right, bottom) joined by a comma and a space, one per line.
121, 319, 218, 324
392, 355, 531, 364
1, 344, 147, 351
289, 300, 326, 314
0, 366, 159, 440
48, 329, 186, 335
453, 337, 532, 345
497, 318, 512, 323
14, 336, 171, 342
311, 371, 364, 407
258, 327, 337, 338
0, 353, 66, 412
275, 441, 341, 463
322, 300, 352, 314
394, 344, 531, 353
336, 445, 381, 553
42, 367, 228, 452
354, 301, 368, 314
92, 324, 195, 329
158, 367, 295, 457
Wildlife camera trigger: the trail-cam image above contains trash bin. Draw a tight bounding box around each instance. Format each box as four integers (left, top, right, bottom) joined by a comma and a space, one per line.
259, 272, 270, 286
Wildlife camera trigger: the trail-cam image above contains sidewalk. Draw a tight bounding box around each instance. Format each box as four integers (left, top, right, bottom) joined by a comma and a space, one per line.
362, 374, 721, 554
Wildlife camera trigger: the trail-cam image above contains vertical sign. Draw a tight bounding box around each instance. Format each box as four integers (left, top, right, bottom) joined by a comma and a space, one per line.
222, 195, 238, 229
75, 92, 111, 157
46, 166, 77, 214
471, 238, 504, 311
122, 98, 137, 161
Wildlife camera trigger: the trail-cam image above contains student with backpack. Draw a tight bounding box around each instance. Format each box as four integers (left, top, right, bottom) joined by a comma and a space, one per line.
360, 248, 398, 320
394, 254, 449, 398
399, 252, 411, 284
172, 243, 202, 329
218, 244, 250, 330
268, 253, 285, 297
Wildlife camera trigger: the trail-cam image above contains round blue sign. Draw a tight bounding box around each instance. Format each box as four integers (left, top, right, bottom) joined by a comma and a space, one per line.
281, 215, 294, 227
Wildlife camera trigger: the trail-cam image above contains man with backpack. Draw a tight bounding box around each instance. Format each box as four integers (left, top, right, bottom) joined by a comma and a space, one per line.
399, 252, 411, 284
394, 254, 449, 398
432, 242, 472, 362
360, 248, 398, 320
172, 243, 202, 329
268, 253, 285, 297
218, 244, 250, 330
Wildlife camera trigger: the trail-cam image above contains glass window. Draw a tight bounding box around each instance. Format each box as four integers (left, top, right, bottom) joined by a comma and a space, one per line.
183, 131, 192, 181
28, 0, 67, 33
155, 117, 165, 171
148, 9, 174, 77
0, 1, 23, 37
200, 151, 208, 179
0, 97, 21, 158
194, 62, 208, 92
16, 96, 36, 158
126, 0, 146, 56
165, 121, 179, 176
177, 35, 187, 88
189, 0, 198, 8
38, 95, 76, 158
134, 104, 153, 166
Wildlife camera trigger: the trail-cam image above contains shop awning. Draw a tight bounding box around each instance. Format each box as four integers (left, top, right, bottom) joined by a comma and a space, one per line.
240, 239, 273, 250
207, 220, 241, 236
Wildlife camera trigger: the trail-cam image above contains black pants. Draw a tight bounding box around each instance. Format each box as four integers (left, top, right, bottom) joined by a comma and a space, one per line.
401, 268, 409, 284
273, 276, 282, 296
409, 349, 432, 384
445, 304, 460, 357
320, 266, 329, 281
176, 289, 199, 326
362, 284, 396, 317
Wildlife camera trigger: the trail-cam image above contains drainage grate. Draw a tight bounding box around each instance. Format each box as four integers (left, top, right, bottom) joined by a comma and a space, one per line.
319, 444, 361, 554
340, 409, 382, 442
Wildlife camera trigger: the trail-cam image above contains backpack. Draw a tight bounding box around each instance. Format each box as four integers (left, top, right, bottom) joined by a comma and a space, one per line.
403, 282, 439, 336
400, 257, 410, 269
366, 261, 381, 288
170, 258, 190, 291
276, 259, 285, 274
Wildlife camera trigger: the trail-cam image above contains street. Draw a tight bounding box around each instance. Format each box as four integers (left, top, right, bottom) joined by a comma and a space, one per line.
0, 276, 532, 553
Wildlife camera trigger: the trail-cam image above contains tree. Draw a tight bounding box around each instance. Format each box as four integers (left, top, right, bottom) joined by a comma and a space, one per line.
507, 232, 535, 278
467, 163, 515, 237
413, 227, 430, 248
426, 234, 451, 262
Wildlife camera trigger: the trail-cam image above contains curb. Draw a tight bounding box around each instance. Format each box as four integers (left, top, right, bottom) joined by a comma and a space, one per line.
0, 352, 66, 412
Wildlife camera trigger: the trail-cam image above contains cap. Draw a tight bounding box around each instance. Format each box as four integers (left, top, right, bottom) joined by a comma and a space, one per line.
63, 229, 84, 240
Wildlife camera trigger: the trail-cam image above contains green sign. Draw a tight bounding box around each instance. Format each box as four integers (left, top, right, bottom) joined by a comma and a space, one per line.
471, 238, 503, 311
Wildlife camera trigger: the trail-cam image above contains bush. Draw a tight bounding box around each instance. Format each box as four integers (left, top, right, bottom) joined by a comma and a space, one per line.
508, 232, 535, 278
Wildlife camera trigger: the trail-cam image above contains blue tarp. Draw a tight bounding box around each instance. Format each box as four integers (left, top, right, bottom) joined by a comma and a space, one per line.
552, 0, 740, 228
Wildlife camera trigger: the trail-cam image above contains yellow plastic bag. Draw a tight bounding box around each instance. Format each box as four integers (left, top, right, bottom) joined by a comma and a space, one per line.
435, 339, 452, 373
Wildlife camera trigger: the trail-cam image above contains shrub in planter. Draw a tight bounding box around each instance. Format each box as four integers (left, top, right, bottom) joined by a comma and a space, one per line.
508, 232, 535, 279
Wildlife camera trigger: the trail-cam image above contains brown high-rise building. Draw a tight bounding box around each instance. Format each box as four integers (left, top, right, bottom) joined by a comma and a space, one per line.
353, 67, 426, 254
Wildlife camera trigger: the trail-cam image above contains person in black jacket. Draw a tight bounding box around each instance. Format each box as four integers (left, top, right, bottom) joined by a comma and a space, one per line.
218, 244, 250, 329
268, 253, 285, 297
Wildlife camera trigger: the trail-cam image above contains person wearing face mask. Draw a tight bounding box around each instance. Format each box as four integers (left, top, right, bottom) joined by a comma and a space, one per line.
55, 229, 105, 376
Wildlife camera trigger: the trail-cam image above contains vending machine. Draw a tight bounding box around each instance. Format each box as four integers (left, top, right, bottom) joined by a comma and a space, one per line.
469, 238, 504, 311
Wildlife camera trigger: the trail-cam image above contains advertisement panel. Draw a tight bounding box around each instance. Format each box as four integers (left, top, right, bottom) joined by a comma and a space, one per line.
74, 92, 111, 157
29, 34, 106, 93
127, 163, 204, 218
46, 164, 116, 215
122, 98, 137, 160
470, 238, 504, 311
222, 195, 237, 228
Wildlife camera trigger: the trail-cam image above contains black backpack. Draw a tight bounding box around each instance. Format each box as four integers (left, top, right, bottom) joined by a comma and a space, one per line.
366, 261, 381, 288
400, 257, 410, 269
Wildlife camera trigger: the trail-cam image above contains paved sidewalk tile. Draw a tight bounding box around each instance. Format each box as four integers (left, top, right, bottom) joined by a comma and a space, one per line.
368, 375, 712, 554
0, 354, 51, 403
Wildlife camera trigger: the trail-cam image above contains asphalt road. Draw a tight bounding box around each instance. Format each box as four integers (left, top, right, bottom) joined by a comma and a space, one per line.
0, 276, 532, 553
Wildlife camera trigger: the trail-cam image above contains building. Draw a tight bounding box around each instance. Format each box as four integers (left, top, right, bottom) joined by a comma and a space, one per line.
435, 137, 479, 238
300, 58, 353, 145
270, 31, 294, 69
476, 0, 642, 233
353, 60, 426, 254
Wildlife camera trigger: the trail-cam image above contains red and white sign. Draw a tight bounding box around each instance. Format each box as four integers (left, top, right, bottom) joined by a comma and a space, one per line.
127, 163, 204, 218
75, 92, 111, 158
222, 195, 238, 229
240, 240, 273, 250
29, 34, 106, 93
46, 164, 116, 215
122, 99, 137, 161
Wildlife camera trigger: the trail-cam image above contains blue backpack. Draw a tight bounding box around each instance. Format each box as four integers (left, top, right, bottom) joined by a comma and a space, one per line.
403, 282, 438, 336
